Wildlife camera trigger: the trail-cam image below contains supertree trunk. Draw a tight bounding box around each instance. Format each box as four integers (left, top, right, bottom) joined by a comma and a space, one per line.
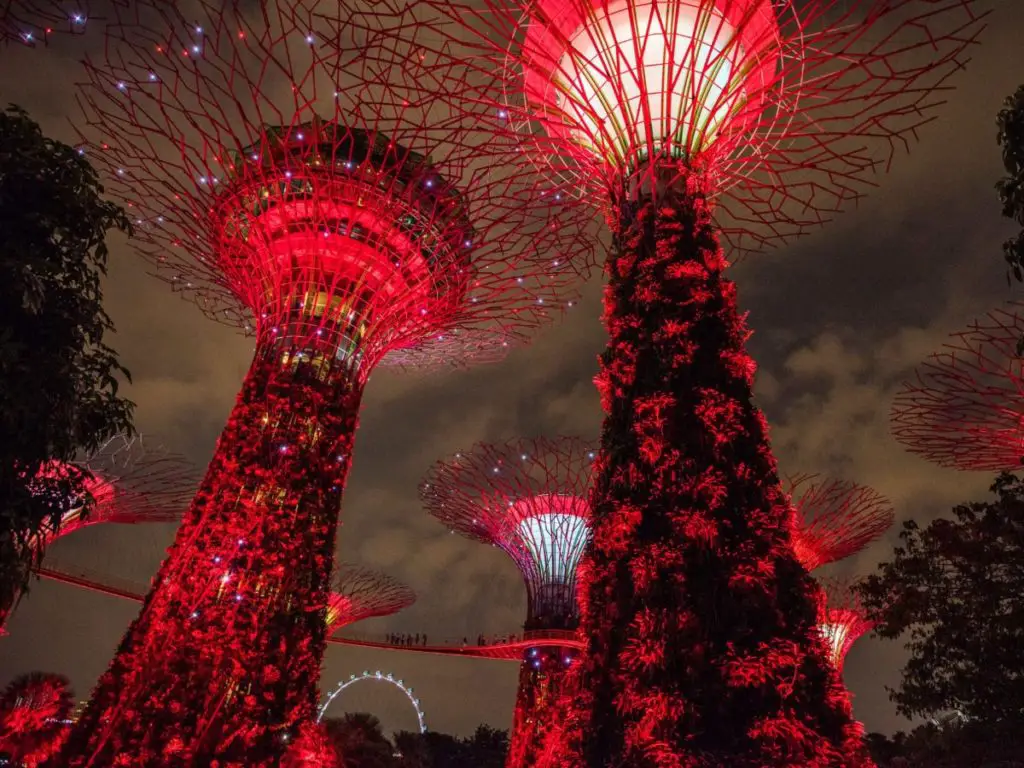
62, 337, 361, 767
507, 647, 572, 768
556, 173, 867, 766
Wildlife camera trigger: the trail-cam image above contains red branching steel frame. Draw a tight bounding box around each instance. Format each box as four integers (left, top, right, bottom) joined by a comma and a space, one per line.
406, 0, 987, 257
325, 563, 415, 633
785, 474, 895, 572
38, 432, 195, 546
60, 2, 594, 765
420, 436, 595, 630
816, 577, 875, 673
892, 304, 1024, 472
1, 1, 92, 45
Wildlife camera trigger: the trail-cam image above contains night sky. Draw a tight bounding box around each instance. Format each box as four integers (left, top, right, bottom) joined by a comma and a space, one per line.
1, 0, 1023, 742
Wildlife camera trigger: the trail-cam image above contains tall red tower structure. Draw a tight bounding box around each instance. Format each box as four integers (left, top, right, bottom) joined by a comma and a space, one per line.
786, 474, 895, 572
325, 564, 415, 635
391, 0, 989, 763
817, 578, 875, 675
62, 2, 591, 765
420, 436, 595, 768
892, 304, 1024, 471
0, 432, 194, 636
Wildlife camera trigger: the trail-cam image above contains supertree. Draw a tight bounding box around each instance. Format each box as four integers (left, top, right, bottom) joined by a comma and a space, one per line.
0, 432, 194, 636
0, 672, 75, 767
420, 436, 595, 768
325, 564, 415, 635
61, 1, 591, 765
892, 304, 1024, 472
817, 578, 875, 675
368, 0, 990, 764
786, 474, 895, 573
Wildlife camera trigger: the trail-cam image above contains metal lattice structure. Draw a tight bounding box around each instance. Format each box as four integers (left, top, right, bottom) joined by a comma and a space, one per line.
817, 577, 875, 673
325, 564, 415, 634
34, 432, 194, 548
421, 437, 595, 630
786, 474, 895, 572
892, 304, 1024, 472
60, 2, 593, 765
1, 1, 92, 45
397, 0, 989, 256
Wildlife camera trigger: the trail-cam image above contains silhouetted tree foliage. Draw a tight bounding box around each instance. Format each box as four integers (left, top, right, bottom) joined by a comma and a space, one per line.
859, 473, 1024, 726
998, 85, 1024, 283
865, 718, 1024, 767
318, 714, 507, 768
0, 105, 133, 624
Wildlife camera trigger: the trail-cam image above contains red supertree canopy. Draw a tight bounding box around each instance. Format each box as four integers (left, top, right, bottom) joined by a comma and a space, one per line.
325, 563, 415, 634
386, 1, 986, 765
60, 2, 593, 765
817, 577, 875, 674
0, 672, 75, 768
32, 432, 194, 547
421, 436, 594, 768
892, 304, 1024, 472
420, 436, 595, 630
786, 474, 895, 572
412, 0, 987, 254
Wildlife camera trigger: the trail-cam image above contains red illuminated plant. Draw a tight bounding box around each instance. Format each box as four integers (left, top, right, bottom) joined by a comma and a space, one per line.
421, 436, 595, 768
355, 0, 989, 764
0, 432, 194, 636
326, 564, 415, 635
892, 304, 1024, 472
59, 1, 590, 765
786, 474, 895, 572
817, 577, 875, 674
0, 672, 74, 767
281, 720, 342, 768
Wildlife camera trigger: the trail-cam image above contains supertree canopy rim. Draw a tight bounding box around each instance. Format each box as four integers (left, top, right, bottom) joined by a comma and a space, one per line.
61, 3, 591, 765
816, 577, 875, 673
785, 473, 895, 572
324, 563, 415, 633
421, 0, 987, 256
30, 432, 195, 546
892, 303, 1024, 472
420, 437, 596, 630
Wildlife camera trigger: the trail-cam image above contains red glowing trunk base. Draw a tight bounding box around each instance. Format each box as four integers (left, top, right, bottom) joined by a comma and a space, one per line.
61, 340, 360, 767
508, 647, 574, 768
542, 178, 868, 767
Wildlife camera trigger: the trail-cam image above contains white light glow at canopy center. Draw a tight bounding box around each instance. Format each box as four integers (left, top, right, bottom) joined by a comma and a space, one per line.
520, 0, 778, 166
511, 495, 590, 587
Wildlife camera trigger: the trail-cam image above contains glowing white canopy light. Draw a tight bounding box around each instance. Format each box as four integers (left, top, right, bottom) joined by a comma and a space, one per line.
515, 499, 590, 588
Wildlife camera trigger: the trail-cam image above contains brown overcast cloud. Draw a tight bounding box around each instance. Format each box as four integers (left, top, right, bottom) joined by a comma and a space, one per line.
1, 0, 1023, 740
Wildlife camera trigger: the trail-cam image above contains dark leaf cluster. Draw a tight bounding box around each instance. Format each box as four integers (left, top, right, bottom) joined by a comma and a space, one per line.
0, 105, 134, 619
865, 718, 1024, 767
859, 473, 1024, 724
320, 713, 508, 768
997, 85, 1024, 284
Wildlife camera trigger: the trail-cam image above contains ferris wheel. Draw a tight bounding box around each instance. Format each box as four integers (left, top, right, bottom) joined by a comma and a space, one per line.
317, 670, 426, 734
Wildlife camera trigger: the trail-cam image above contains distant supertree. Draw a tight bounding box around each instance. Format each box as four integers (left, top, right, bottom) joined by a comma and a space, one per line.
421, 437, 595, 768
0, 432, 193, 635
0, 672, 74, 767
786, 475, 895, 572
817, 578, 875, 674
892, 305, 1024, 472
63, 2, 590, 764
326, 564, 415, 635
399, 0, 988, 762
